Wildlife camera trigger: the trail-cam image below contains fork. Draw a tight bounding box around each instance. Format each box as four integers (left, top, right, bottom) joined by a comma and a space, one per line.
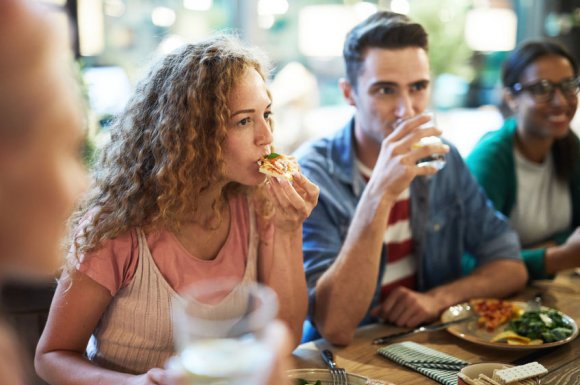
527, 292, 543, 311
321, 349, 348, 385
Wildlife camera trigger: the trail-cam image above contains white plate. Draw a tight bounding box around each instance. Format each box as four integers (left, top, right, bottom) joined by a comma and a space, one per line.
440, 301, 578, 350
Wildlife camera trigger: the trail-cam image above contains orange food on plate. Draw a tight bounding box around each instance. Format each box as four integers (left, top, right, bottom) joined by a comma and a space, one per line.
470, 299, 518, 332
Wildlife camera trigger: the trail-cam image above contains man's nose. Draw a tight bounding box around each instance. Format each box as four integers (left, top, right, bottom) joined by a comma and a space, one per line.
395, 92, 416, 119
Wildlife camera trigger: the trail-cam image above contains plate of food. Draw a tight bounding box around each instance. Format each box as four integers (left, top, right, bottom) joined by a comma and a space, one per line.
440, 298, 578, 350
287, 369, 389, 385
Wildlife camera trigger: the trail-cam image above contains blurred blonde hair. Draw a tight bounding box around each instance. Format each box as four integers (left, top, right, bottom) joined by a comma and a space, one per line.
68, 34, 272, 269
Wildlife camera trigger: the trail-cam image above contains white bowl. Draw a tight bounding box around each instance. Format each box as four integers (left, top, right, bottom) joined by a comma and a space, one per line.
458, 363, 540, 385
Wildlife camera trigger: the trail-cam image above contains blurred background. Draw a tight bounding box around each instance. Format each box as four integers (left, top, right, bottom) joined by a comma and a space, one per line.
42, 0, 580, 156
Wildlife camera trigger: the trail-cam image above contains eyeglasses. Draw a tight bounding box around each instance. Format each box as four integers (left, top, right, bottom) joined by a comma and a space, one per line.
511, 77, 580, 103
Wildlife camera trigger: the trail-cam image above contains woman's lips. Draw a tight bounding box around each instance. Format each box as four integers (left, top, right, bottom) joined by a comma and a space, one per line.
547, 113, 568, 124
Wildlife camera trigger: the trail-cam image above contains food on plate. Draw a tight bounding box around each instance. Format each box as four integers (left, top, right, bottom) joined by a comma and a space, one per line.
470, 299, 520, 332
507, 309, 574, 343
489, 330, 542, 345
258, 152, 299, 181
492, 362, 547, 385
460, 362, 547, 385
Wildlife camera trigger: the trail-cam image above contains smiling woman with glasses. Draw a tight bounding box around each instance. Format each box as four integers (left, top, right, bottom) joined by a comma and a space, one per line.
466, 39, 580, 280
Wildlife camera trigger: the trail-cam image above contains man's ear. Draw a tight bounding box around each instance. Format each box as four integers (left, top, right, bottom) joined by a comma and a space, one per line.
503, 88, 518, 113
339, 78, 357, 107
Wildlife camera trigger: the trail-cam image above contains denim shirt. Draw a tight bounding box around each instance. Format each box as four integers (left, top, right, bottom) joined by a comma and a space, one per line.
293, 118, 521, 341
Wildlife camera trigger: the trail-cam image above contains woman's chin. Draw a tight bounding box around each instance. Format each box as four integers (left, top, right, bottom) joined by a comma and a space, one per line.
550, 123, 571, 139
233, 172, 268, 187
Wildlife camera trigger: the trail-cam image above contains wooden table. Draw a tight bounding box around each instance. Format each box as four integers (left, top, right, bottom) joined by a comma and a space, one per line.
292, 270, 580, 385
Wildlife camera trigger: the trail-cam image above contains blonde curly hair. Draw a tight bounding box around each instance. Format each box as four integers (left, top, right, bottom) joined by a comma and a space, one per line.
67, 34, 272, 269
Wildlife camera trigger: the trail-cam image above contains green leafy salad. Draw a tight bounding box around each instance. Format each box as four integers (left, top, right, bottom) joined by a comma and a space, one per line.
294, 380, 322, 385
508, 309, 574, 343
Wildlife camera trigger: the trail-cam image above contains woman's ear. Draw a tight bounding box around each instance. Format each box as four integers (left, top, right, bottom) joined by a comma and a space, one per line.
339, 78, 356, 107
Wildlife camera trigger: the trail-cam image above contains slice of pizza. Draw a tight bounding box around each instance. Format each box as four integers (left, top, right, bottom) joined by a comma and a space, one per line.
258, 152, 299, 181
470, 298, 518, 332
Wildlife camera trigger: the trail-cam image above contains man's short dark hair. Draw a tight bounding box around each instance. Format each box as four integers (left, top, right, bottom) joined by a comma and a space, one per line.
343, 11, 429, 89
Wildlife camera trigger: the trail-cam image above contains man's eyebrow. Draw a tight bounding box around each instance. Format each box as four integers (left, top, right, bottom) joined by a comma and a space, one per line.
369, 81, 399, 89
410, 79, 430, 87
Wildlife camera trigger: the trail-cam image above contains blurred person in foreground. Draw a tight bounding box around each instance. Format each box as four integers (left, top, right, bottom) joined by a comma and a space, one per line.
293, 11, 528, 345
0, 0, 88, 383
467, 40, 580, 279
35, 32, 315, 384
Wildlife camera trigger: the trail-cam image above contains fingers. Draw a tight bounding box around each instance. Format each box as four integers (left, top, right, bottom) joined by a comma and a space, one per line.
384, 114, 445, 160
379, 287, 423, 327
377, 288, 435, 327
267, 173, 318, 213
378, 287, 408, 319
146, 368, 167, 384
268, 177, 305, 214
291, 173, 320, 204
389, 114, 433, 142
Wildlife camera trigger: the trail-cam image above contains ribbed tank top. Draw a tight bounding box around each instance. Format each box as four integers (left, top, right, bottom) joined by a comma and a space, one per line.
87, 203, 259, 374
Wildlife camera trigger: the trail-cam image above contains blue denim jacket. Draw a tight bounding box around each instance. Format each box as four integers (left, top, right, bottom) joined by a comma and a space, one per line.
293, 118, 521, 341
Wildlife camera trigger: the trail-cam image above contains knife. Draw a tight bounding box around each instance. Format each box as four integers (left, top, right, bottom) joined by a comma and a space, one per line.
372, 315, 476, 345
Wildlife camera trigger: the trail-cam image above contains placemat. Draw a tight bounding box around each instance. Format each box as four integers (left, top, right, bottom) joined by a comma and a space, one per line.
377, 341, 469, 385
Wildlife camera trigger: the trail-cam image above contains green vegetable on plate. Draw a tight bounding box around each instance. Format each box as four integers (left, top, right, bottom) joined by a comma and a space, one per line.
508, 309, 573, 343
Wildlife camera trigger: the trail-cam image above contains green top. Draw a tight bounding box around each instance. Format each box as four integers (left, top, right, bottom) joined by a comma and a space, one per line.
466, 117, 580, 279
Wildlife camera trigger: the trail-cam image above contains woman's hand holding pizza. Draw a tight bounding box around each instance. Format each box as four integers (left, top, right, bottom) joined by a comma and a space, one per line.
266, 171, 319, 233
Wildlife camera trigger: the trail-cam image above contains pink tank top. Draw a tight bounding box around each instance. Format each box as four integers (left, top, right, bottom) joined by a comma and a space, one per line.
82, 195, 259, 373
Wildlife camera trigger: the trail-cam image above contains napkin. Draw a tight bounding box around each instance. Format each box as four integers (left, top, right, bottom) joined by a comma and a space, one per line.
377, 341, 469, 385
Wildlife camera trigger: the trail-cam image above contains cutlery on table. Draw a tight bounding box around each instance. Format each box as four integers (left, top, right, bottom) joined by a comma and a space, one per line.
321, 349, 349, 385
372, 315, 476, 345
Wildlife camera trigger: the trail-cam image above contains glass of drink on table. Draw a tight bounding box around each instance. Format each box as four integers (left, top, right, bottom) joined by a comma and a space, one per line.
166, 279, 279, 385
411, 110, 446, 170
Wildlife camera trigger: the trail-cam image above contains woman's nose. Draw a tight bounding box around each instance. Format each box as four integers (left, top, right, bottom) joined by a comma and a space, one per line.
256, 117, 273, 146
550, 87, 571, 106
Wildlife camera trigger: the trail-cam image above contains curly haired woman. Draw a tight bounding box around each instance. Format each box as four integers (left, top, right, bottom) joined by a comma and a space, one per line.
35, 34, 319, 385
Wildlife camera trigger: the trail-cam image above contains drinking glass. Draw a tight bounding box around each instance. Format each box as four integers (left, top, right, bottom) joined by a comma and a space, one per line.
166, 279, 279, 385
411, 111, 446, 170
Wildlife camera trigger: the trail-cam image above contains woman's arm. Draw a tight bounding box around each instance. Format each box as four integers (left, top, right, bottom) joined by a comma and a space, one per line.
257, 173, 319, 347
35, 270, 162, 385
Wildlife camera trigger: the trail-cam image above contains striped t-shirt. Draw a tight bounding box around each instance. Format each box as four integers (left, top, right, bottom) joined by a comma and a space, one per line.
356, 159, 416, 302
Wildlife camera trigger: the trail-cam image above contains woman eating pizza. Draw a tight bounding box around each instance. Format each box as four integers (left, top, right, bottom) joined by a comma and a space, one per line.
35, 34, 319, 385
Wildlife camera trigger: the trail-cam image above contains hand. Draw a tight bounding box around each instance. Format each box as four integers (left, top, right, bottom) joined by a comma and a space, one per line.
562, 227, 580, 254
159, 321, 293, 385
371, 114, 449, 202
124, 368, 169, 385
546, 227, 580, 274
370, 287, 445, 328
266, 172, 319, 232
264, 320, 294, 385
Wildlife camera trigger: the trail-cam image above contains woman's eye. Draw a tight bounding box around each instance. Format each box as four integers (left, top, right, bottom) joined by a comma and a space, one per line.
264, 111, 273, 119
238, 117, 251, 126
